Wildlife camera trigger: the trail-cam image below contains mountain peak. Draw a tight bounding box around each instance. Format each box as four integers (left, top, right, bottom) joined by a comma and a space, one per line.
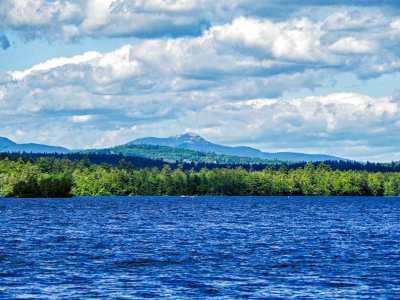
128, 132, 210, 148
176, 132, 204, 140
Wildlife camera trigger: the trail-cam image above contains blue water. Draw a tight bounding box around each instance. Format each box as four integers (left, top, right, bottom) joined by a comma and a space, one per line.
1, 197, 400, 299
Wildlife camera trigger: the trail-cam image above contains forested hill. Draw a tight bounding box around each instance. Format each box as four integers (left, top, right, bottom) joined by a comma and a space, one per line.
1, 134, 343, 163
128, 133, 344, 162
84, 144, 274, 165
0, 137, 69, 154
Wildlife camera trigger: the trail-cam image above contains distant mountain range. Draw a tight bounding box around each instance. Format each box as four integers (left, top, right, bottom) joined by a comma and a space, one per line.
0, 133, 344, 162
86, 144, 274, 165
128, 133, 344, 162
0, 137, 70, 154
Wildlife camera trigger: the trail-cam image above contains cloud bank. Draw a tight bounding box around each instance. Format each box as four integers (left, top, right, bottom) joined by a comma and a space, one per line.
1, 0, 400, 41
1, 1, 400, 161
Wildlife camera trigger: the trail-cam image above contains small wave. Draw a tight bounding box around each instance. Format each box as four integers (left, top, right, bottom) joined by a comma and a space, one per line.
114, 257, 190, 268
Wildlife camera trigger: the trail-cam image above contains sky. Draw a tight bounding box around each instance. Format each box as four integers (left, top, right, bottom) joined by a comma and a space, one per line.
1, 1, 400, 161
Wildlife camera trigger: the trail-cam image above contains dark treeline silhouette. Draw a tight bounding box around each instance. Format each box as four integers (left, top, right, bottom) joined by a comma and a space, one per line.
1, 154, 400, 197
1, 152, 400, 172
286, 160, 400, 173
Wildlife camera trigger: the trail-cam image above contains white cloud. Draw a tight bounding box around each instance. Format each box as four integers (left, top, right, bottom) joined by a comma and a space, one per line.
390, 18, 400, 30
210, 17, 328, 62
0, 0, 215, 40
80, 0, 114, 32
329, 37, 375, 54
0, 0, 84, 48
10, 51, 102, 80
323, 9, 386, 31
69, 114, 95, 123
196, 93, 398, 141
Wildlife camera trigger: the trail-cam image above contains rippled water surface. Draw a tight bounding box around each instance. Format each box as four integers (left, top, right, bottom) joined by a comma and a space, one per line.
1, 196, 400, 299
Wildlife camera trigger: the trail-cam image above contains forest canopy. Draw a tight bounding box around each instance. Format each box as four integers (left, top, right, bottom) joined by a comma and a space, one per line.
1, 155, 400, 197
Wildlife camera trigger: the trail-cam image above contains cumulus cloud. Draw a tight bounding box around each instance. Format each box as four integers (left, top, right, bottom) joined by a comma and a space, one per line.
1, 0, 399, 41
10, 51, 102, 80
211, 93, 398, 142
328, 37, 375, 54
0, 0, 213, 40
211, 17, 328, 62
8, 11, 400, 85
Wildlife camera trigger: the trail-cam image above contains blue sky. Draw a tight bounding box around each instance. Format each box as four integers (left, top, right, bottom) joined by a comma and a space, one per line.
1, 1, 400, 161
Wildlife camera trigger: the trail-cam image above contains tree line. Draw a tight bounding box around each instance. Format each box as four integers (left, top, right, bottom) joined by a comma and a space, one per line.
1, 156, 400, 197
2, 152, 400, 172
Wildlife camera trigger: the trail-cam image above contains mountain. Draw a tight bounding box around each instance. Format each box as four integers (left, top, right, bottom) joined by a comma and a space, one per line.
0, 137, 16, 149
128, 133, 344, 162
0, 137, 70, 154
1, 133, 344, 162
87, 144, 273, 165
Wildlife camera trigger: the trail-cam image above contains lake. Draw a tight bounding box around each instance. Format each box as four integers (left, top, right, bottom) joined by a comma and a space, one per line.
1, 196, 400, 299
